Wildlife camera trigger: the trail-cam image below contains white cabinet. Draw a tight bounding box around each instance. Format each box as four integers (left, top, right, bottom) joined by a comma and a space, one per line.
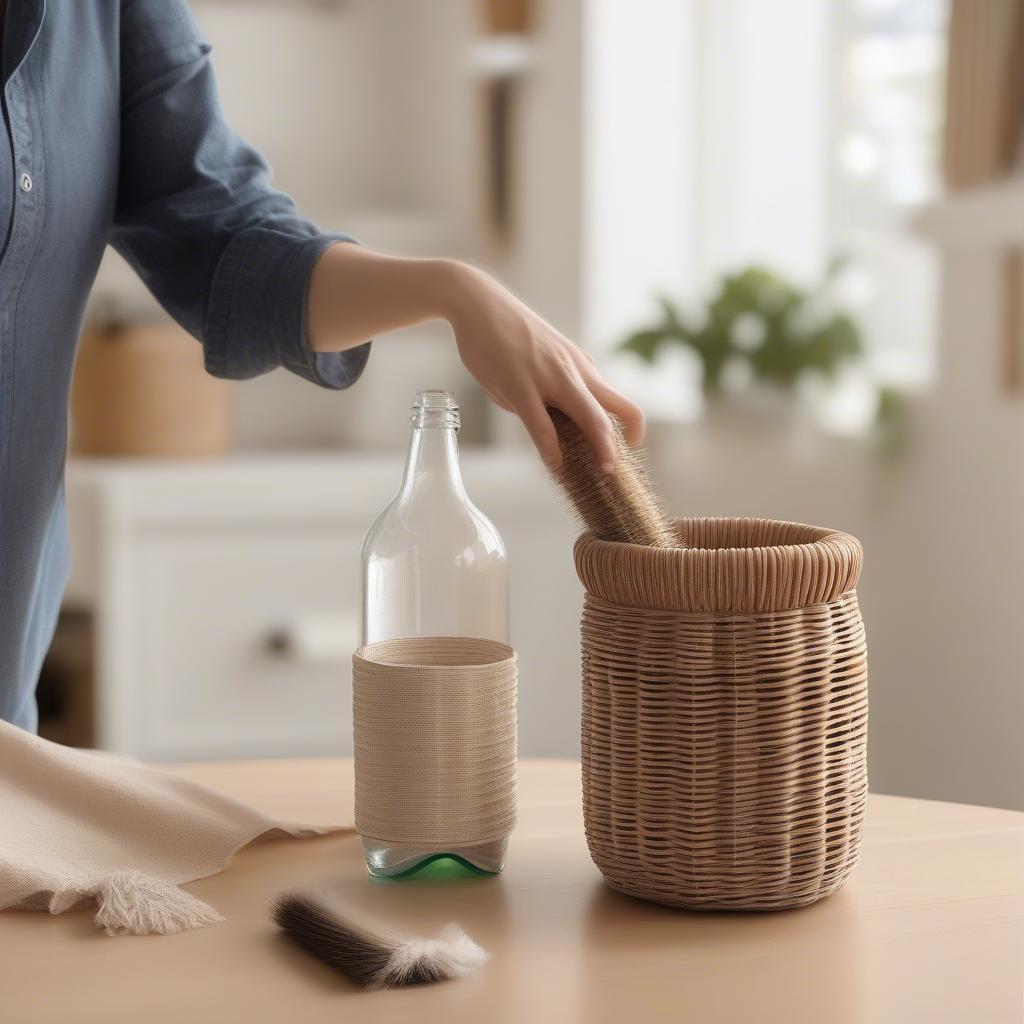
126, 533, 361, 760
66, 453, 581, 762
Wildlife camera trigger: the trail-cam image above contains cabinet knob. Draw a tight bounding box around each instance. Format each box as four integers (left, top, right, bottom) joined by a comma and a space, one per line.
263, 614, 357, 663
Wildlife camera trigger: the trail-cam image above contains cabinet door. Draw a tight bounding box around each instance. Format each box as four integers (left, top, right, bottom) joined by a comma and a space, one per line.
122, 530, 361, 761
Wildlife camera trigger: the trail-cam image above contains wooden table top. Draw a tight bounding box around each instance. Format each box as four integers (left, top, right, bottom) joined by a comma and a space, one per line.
2, 758, 1022, 1023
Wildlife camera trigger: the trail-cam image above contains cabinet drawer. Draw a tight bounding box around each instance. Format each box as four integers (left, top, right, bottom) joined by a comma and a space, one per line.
126, 531, 361, 761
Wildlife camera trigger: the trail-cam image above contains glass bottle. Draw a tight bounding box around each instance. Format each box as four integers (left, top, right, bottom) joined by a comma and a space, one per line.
359, 390, 510, 876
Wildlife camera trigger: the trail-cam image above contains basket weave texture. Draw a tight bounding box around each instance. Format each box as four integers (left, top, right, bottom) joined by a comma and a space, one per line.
576, 517, 868, 911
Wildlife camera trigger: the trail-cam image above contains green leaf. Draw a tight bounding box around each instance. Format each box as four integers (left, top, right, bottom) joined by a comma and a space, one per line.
656, 295, 685, 333
874, 385, 911, 459
825, 251, 852, 280
617, 258, 870, 398
619, 329, 668, 363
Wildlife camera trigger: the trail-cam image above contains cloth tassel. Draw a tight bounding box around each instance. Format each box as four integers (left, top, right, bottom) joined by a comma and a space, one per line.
49, 871, 225, 936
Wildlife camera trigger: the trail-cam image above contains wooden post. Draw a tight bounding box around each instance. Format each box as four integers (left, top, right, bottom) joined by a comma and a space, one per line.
944, 0, 1024, 395
1002, 250, 1024, 393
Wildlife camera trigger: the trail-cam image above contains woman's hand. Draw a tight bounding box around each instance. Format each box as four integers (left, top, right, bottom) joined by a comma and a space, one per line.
308, 244, 645, 471
439, 261, 644, 472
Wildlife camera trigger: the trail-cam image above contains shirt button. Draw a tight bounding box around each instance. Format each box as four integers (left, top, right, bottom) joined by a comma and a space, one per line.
19, 172, 32, 193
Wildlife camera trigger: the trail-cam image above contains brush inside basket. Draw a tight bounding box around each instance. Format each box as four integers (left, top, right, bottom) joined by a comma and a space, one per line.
548, 407, 678, 548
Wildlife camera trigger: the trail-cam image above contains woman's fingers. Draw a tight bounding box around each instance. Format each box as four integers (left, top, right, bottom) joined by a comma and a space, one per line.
552, 380, 619, 473
567, 341, 645, 445
454, 283, 642, 472
583, 371, 646, 446
483, 385, 515, 413
514, 393, 563, 470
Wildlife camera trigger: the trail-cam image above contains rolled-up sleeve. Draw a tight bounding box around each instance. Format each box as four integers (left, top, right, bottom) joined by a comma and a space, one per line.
111, 0, 369, 389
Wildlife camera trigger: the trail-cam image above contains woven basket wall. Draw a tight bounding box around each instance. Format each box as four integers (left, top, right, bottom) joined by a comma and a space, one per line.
575, 517, 868, 911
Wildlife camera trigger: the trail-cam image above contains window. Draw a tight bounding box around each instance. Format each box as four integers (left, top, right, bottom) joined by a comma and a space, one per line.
583, 0, 948, 424
831, 0, 948, 387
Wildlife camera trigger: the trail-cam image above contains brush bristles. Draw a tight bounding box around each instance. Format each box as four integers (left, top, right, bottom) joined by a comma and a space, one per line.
273, 893, 488, 991
549, 408, 678, 548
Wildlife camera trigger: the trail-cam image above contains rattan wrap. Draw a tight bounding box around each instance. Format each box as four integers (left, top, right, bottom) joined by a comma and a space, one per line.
353, 637, 517, 848
576, 518, 868, 911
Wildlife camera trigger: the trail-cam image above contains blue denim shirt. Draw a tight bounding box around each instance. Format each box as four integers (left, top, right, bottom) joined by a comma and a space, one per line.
0, 0, 370, 730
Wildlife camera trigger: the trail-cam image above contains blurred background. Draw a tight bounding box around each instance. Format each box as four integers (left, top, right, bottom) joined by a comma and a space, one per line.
46, 0, 1023, 812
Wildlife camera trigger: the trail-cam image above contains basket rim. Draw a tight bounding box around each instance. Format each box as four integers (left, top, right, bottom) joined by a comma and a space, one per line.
574, 516, 862, 613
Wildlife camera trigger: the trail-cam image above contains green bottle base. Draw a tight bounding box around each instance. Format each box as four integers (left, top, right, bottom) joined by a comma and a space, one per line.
361, 837, 509, 878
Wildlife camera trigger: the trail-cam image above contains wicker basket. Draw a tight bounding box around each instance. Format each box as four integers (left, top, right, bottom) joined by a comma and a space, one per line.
575, 517, 868, 911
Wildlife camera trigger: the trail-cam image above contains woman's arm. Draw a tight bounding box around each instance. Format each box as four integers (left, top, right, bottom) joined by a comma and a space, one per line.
112, 0, 641, 469
308, 244, 644, 472
113, 0, 370, 393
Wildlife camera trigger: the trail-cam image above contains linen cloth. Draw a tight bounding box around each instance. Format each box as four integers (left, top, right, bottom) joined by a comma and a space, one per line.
0, 722, 345, 935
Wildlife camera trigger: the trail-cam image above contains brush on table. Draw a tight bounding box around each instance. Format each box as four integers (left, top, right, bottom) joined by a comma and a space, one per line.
548, 407, 679, 548
273, 892, 488, 991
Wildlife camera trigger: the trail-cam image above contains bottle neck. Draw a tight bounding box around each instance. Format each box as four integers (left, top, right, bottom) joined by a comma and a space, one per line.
397, 414, 467, 503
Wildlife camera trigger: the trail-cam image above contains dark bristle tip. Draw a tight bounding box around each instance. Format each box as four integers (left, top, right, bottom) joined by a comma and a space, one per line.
272, 892, 481, 991
273, 892, 397, 989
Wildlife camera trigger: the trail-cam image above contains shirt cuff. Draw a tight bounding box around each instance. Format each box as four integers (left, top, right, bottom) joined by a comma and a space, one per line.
204, 228, 371, 390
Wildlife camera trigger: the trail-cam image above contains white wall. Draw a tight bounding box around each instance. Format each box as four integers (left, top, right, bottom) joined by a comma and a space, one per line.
864, 249, 1024, 810
578, 0, 833, 353
195, 0, 371, 223
572, 0, 832, 421
510, 0, 585, 337
580, 0, 699, 350
697, 0, 830, 281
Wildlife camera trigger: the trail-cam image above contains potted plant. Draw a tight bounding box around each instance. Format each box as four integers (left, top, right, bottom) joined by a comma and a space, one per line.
618, 259, 903, 445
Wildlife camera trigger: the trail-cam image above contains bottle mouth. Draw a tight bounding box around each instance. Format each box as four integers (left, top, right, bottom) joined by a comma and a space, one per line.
411, 390, 460, 430
414, 390, 458, 411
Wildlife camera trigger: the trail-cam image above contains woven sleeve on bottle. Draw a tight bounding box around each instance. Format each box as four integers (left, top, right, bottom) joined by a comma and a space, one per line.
353, 637, 517, 848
